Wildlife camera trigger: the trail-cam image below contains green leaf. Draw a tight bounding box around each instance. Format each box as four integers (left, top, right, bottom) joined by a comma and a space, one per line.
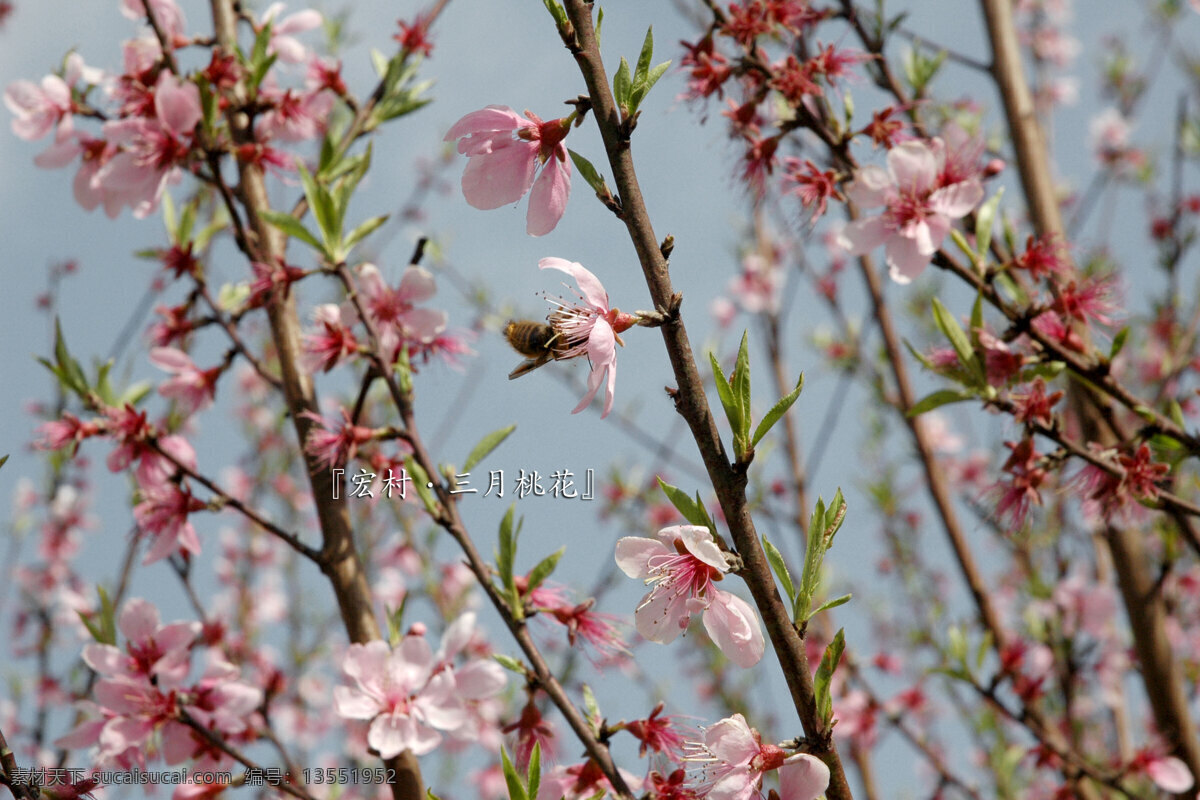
497, 504, 519, 601
732, 331, 752, 449
795, 498, 828, 622
260, 210, 325, 253
634, 26, 654, 86
405, 457, 440, 518
931, 297, 971, 365
527, 743, 541, 800
808, 593, 852, 619
823, 488, 847, 542
814, 629, 845, 725
541, 0, 568, 27
500, 748, 528, 800
906, 388, 974, 417
656, 477, 711, 530
297, 161, 337, 253
1110, 327, 1130, 360
342, 214, 390, 253
751, 373, 804, 447
761, 534, 796, 607
613, 57, 632, 111
582, 684, 601, 731
975, 187, 1004, 259
493, 654, 527, 674
465, 424, 517, 473
0, 454, 7, 471
709, 352, 741, 440
568, 149, 609, 198
595, 6, 604, 50
526, 547, 565, 592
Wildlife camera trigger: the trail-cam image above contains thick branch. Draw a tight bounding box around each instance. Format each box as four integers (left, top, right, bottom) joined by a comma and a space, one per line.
560, 2, 853, 797
206, 2, 422, 797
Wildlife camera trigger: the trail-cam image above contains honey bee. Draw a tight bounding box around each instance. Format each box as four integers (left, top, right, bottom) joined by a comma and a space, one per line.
504, 319, 567, 380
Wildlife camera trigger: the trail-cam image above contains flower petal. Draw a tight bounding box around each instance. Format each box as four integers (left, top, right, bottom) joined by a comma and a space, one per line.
615, 536, 671, 579
526, 152, 571, 236
538, 258, 609, 310
460, 140, 539, 209
702, 590, 765, 668
778, 754, 831, 800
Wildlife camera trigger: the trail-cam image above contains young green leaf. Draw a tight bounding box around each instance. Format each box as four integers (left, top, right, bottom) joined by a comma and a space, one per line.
568, 149, 610, 198
656, 477, 710, 528
794, 498, 829, 622
975, 187, 1004, 259
527, 743, 542, 800
1110, 326, 1130, 360
634, 26, 654, 87
808, 593, 852, 620
906, 388, 974, 417
823, 488, 848, 542
343, 214, 390, 253
814, 628, 846, 725
526, 547, 565, 593
751, 373, 804, 447
500, 748, 528, 800
709, 352, 740, 438
732, 331, 752, 447
761, 534, 796, 607
405, 457, 440, 518
497, 504, 519, 598
260, 210, 325, 253
493, 654, 527, 674
465, 424, 517, 472
613, 57, 632, 111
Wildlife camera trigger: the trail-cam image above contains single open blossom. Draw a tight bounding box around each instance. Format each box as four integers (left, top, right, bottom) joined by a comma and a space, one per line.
684, 714, 829, 800
333, 621, 505, 759
445, 105, 572, 236
539, 257, 636, 419
615, 525, 765, 667
150, 347, 220, 415
838, 138, 984, 283
92, 70, 202, 218
83, 598, 200, 689
133, 483, 205, 565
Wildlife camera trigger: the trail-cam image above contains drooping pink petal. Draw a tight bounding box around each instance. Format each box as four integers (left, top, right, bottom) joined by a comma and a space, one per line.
929, 179, 984, 218
884, 235, 930, 284
778, 754, 831, 800
460, 139, 539, 209
703, 590, 765, 667
526, 152, 571, 236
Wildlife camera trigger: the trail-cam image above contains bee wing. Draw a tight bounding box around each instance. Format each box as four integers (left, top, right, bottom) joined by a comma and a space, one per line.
508, 355, 551, 380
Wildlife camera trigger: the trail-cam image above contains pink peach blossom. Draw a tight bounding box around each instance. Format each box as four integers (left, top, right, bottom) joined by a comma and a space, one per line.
539, 257, 636, 419
445, 105, 572, 236
150, 347, 219, 414
615, 525, 764, 667
837, 138, 984, 283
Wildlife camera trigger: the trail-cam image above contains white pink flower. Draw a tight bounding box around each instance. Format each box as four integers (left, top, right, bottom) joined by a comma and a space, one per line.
333, 619, 505, 759
615, 525, 765, 667
539, 257, 636, 420
445, 105, 573, 236
684, 714, 829, 800
133, 483, 205, 564
837, 138, 984, 284
82, 597, 200, 690
92, 70, 202, 218
150, 347, 219, 415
